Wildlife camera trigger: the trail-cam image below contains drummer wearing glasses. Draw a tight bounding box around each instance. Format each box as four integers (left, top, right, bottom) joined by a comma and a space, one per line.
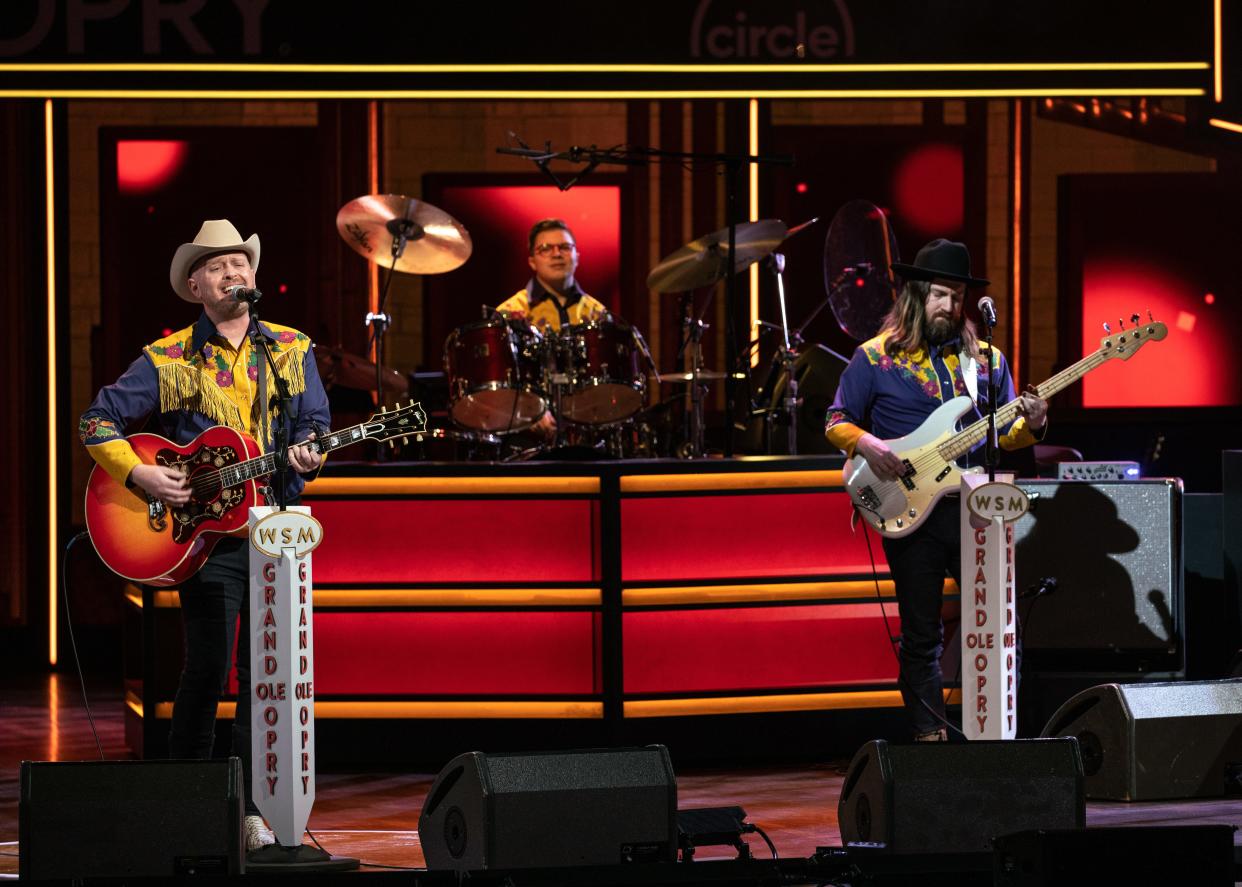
497, 219, 606, 332
497, 219, 607, 439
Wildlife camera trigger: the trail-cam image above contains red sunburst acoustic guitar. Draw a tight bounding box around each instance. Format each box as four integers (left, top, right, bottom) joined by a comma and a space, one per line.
85, 400, 427, 587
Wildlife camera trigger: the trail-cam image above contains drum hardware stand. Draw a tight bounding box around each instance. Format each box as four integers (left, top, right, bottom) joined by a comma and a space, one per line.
545, 326, 571, 448
768, 252, 801, 455
367, 213, 424, 411
673, 292, 713, 460
498, 139, 791, 458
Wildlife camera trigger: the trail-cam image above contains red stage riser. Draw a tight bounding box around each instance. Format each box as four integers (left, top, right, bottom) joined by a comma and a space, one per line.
622, 604, 902, 694
287, 611, 601, 696
621, 491, 887, 581
310, 498, 601, 583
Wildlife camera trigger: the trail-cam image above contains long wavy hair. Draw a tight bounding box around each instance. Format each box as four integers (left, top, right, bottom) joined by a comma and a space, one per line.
881, 279, 979, 359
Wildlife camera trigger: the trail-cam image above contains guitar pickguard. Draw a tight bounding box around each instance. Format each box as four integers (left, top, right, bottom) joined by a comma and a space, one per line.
155, 444, 248, 545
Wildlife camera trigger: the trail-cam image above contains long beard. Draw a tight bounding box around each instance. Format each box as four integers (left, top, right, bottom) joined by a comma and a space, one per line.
924, 313, 962, 345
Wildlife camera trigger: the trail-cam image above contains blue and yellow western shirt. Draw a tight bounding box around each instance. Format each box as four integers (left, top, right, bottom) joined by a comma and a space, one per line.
80, 312, 331, 503
496, 279, 607, 332
825, 330, 1041, 465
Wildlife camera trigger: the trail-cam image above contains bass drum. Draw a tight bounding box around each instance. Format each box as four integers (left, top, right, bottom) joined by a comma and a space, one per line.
560, 318, 646, 425
444, 318, 546, 432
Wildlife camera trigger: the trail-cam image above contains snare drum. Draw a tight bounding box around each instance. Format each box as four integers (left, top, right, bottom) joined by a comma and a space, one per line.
560, 319, 645, 425
444, 318, 546, 432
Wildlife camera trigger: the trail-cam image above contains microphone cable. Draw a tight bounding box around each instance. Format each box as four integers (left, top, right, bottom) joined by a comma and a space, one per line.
62, 529, 106, 760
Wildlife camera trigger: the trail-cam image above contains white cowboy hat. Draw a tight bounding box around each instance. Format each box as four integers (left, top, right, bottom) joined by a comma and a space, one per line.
169, 219, 261, 302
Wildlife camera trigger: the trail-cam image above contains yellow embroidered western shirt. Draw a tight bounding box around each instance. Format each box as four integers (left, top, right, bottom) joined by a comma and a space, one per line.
80, 313, 330, 502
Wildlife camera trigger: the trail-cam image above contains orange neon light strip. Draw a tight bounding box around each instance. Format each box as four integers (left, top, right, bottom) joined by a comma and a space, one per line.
45, 99, 57, 667
302, 475, 599, 496
0, 88, 1207, 101
148, 700, 605, 720
126, 586, 603, 608
624, 688, 964, 718
620, 469, 842, 492
1012, 99, 1023, 382
368, 100, 380, 353
748, 98, 760, 368
1210, 117, 1242, 133
1216, 0, 1224, 102
0, 61, 1209, 74
623, 578, 958, 606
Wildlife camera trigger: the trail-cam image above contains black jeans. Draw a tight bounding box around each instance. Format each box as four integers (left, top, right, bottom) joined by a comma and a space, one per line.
166, 536, 259, 814
880, 496, 962, 736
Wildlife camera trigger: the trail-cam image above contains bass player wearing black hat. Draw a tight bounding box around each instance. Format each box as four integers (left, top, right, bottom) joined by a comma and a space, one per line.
824, 239, 1048, 741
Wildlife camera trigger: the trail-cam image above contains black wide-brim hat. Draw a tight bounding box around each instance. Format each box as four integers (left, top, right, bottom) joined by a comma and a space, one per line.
890, 238, 990, 287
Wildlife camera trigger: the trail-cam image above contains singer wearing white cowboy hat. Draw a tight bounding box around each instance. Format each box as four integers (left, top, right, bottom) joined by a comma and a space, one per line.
80, 219, 330, 851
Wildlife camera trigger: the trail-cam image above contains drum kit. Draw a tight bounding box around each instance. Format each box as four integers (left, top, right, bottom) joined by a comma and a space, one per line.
325, 192, 899, 462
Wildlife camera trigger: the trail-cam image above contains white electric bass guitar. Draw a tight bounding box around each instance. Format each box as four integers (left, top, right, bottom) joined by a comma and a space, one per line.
844, 316, 1167, 538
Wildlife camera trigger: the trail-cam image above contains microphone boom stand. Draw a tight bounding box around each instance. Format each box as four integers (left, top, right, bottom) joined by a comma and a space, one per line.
248, 303, 293, 512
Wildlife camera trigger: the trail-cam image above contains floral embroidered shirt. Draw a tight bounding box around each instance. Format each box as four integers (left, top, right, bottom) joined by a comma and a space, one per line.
496, 279, 607, 333
80, 312, 331, 502
825, 329, 1040, 465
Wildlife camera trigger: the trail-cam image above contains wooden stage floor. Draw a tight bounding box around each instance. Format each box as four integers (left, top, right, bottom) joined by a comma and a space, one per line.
4, 674, 1242, 878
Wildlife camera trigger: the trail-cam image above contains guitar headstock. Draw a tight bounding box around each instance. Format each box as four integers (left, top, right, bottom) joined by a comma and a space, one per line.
1098, 312, 1167, 362
365, 400, 429, 444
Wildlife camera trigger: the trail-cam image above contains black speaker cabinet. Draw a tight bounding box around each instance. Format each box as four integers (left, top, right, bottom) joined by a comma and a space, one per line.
418, 746, 677, 871
1039, 679, 1242, 800
837, 739, 1084, 854
1013, 479, 1182, 673
993, 825, 1235, 886
19, 758, 244, 878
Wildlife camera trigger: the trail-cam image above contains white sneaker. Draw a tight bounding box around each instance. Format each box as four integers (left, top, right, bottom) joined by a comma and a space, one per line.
244, 814, 276, 851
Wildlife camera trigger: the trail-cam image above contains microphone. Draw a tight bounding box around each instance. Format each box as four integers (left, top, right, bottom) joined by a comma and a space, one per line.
977, 295, 998, 327
226, 285, 262, 304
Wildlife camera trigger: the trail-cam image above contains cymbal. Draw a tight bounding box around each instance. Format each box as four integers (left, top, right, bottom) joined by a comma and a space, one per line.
312, 344, 410, 397
646, 219, 789, 293
336, 194, 472, 275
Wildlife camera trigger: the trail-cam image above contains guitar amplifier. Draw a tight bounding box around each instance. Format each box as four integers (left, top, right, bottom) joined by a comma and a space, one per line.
1012, 479, 1182, 673
1056, 461, 1141, 481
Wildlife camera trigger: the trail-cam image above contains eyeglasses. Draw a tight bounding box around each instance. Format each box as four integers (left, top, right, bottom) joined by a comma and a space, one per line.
533, 242, 576, 256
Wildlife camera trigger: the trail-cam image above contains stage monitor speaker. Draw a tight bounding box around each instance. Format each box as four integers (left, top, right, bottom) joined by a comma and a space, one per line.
1039, 679, 1242, 800
837, 739, 1084, 855
1012, 479, 1182, 673
418, 745, 677, 871
19, 758, 244, 878
993, 825, 1235, 886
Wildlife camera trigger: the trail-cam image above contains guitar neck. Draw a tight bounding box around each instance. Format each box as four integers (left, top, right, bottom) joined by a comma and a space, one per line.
938, 347, 1108, 463
227, 420, 372, 485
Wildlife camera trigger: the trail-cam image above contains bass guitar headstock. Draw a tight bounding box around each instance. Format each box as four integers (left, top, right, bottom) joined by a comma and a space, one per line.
1098, 312, 1167, 362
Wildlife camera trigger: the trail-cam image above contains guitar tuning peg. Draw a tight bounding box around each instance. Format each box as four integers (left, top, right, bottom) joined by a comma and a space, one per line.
1102, 322, 1112, 334
1131, 313, 1140, 325
1118, 317, 1126, 330
1147, 309, 1154, 322
402, 436, 410, 445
